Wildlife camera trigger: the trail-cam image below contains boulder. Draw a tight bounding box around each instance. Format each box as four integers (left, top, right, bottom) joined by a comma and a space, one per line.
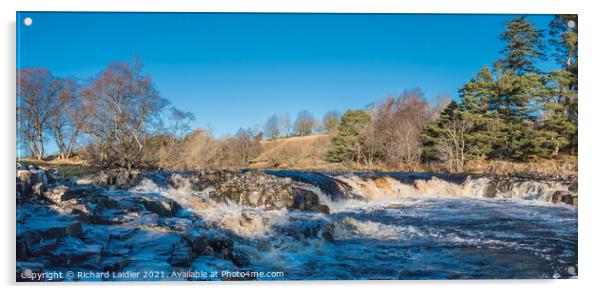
193, 170, 239, 191
208, 171, 292, 209
551, 191, 578, 206
291, 188, 330, 213
140, 195, 182, 217
95, 168, 142, 189
43, 185, 96, 204
185, 231, 212, 255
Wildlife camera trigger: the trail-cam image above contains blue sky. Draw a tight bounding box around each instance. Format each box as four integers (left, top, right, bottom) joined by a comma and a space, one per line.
17, 12, 556, 138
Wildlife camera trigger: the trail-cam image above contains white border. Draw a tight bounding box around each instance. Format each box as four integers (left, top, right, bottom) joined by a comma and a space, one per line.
2, 1, 600, 293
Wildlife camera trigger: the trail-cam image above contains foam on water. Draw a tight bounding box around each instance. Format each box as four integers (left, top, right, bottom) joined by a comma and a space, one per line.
127, 173, 577, 279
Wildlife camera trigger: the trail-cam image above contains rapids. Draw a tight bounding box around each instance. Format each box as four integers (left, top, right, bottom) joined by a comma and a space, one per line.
128, 170, 578, 279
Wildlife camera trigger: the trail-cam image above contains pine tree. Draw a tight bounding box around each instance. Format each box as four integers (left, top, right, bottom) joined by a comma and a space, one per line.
490, 16, 548, 160
497, 16, 546, 75
542, 15, 578, 154
325, 110, 372, 164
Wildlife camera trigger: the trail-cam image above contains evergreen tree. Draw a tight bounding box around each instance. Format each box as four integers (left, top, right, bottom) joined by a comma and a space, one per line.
497, 16, 546, 75
325, 110, 372, 164
490, 16, 548, 160
542, 15, 578, 154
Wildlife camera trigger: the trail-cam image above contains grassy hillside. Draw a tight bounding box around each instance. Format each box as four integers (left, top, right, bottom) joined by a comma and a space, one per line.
251, 134, 336, 170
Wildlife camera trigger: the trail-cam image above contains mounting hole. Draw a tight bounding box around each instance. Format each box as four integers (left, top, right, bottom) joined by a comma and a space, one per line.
23, 17, 32, 26
567, 20, 576, 29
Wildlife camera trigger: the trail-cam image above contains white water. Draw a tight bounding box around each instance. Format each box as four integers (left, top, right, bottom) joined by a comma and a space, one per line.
335, 174, 571, 202
127, 172, 577, 279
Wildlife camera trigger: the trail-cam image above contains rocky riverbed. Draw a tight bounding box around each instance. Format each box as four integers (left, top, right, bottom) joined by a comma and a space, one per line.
16, 164, 578, 281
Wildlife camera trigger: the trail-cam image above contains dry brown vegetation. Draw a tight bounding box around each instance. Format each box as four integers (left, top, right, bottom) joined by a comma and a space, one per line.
252, 134, 332, 169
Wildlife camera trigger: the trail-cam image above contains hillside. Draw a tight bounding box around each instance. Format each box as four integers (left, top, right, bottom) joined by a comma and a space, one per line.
251, 134, 335, 170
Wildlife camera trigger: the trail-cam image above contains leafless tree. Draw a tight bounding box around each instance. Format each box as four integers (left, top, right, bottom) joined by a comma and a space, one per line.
223, 128, 262, 167
435, 112, 471, 173
322, 110, 340, 133
279, 114, 291, 137
47, 78, 86, 160
167, 106, 195, 148
79, 60, 168, 169
374, 89, 437, 168
17, 68, 64, 160
264, 114, 280, 141
294, 110, 315, 136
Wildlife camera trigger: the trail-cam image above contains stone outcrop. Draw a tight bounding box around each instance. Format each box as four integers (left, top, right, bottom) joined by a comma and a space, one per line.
93, 168, 142, 189
16, 164, 244, 281
187, 170, 329, 213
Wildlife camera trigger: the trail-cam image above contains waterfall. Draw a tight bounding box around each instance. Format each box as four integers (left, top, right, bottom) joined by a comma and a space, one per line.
314, 173, 576, 205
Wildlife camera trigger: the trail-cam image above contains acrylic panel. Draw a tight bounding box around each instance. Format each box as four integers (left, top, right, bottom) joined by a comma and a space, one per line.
16, 12, 578, 282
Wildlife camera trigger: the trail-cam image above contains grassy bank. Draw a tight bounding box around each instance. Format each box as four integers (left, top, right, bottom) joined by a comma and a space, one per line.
17, 158, 102, 176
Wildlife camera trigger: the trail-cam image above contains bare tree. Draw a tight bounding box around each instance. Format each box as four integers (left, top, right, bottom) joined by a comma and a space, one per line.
47, 78, 85, 159
17, 68, 64, 160
279, 114, 291, 137
374, 89, 436, 168
294, 110, 315, 136
167, 106, 195, 148
435, 112, 471, 173
264, 114, 280, 141
322, 110, 341, 133
223, 128, 261, 167
79, 60, 168, 169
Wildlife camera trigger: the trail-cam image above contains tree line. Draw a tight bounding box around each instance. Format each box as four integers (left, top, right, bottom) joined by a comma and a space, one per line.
17, 15, 577, 172
325, 15, 578, 172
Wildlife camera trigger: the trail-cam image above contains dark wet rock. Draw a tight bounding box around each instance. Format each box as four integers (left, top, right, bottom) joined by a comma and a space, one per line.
160, 217, 194, 232
94, 168, 142, 189
551, 191, 578, 206
99, 256, 129, 272
89, 195, 119, 209
21, 218, 83, 242
193, 170, 239, 191
51, 236, 102, 266
275, 216, 334, 242
291, 188, 329, 213
127, 229, 183, 263
320, 223, 336, 242
28, 238, 58, 257
43, 184, 96, 204
209, 234, 234, 259
209, 171, 294, 209
569, 179, 578, 193
170, 239, 194, 267
476, 175, 578, 205
81, 225, 111, 248
265, 170, 356, 201
200, 170, 330, 212
16, 169, 51, 202
185, 231, 212, 255
140, 194, 182, 217
165, 173, 193, 189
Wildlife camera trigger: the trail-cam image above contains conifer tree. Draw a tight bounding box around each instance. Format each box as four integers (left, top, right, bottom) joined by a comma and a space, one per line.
325, 110, 372, 164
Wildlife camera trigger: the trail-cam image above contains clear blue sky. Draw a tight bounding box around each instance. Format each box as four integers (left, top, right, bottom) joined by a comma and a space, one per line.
17, 12, 556, 139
